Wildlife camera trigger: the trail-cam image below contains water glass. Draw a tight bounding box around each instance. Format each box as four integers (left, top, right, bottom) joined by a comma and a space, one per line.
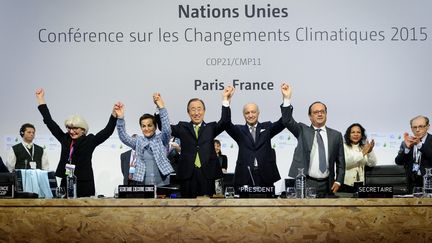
113, 187, 119, 198
286, 187, 296, 199
55, 187, 65, 198
413, 187, 423, 198
224, 187, 235, 199
306, 187, 317, 199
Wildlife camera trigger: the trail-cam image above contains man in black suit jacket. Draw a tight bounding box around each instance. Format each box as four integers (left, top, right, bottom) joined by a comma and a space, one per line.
120, 149, 132, 185
0, 156, 9, 173
395, 115, 432, 193
171, 88, 231, 198
281, 84, 345, 197
225, 86, 287, 187
120, 134, 138, 185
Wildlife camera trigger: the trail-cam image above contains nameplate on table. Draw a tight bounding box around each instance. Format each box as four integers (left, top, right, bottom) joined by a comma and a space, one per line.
118, 185, 156, 198
0, 184, 14, 198
238, 186, 275, 198
358, 186, 393, 198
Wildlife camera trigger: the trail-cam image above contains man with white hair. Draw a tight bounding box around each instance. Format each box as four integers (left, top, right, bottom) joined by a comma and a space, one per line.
224, 85, 287, 188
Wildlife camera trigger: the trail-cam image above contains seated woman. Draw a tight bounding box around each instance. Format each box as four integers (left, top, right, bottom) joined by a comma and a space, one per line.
115, 93, 174, 186
342, 123, 377, 193
35, 88, 118, 197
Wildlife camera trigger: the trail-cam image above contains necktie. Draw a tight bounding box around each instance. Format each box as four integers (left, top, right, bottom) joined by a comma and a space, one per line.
194, 125, 201, 168
251, 126, 258, 167
316, 129, 326, 173
250, 126, 256, 141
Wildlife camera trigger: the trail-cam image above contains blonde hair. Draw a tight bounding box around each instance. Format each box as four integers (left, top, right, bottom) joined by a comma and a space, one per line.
64, 115, 89, 134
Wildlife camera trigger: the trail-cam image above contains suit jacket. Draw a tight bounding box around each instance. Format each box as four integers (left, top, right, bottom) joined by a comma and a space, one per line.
395, 133, 432, 187
120, 150, 132, 185
171, 106, 230, 180
225, 107, 285, 186
281, 105, 345, 186
0, 156, 9, 173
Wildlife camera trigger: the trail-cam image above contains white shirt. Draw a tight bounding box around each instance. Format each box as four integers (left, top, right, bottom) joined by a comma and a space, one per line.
308, 126, 329, 179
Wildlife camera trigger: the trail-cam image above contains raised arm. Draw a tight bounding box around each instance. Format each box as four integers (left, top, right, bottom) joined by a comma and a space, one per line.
116, 102, 137, 150
93, 103, 118, 146
280, 83, 301, 137
35, 88, 67, 142
153, 93, 171, 146
215, 86, 234, 135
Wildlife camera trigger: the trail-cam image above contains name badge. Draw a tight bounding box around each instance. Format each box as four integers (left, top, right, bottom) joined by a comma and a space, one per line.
413, 163, 420, 172
29, 161, 37, 169
129, 167, 136, 174
65, 164, 76, 175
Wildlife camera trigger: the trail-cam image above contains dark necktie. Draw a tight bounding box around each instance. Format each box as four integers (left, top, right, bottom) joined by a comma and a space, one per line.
316, 129, 326, 173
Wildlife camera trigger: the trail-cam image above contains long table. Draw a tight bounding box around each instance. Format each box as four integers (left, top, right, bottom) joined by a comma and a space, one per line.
1, 198, 431, 242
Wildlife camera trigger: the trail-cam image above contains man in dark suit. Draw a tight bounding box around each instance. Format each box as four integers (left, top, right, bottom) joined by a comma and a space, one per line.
225, 86, 287, 187
281, 84, 345, 197
0, 156, 9, 173
120, 134, 137, 185
171, 87, 231, 198
395, 115, 432, 193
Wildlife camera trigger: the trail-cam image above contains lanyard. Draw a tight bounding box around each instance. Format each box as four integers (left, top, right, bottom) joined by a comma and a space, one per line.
68, 140, 75, 163
22, 143, 34, 161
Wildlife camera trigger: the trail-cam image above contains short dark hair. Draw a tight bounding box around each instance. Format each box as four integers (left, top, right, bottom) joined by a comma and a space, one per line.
214, 139, 221, 146
139, 114, 157, 130
308, 101, 327, 116
187, 98, 206, 112
20, 123, 35, 137
344, 123, 367, 147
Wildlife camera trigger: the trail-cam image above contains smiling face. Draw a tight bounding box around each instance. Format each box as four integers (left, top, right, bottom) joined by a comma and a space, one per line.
309, 102, 327, 128
188, 100, 206, 125
349, 125, 363, 145
243, 103, 259, 126
141, 118, 156, 138
67, 126, 85, 140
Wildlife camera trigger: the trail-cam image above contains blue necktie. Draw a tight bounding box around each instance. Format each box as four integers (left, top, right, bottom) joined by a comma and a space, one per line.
316, 129, 326, 173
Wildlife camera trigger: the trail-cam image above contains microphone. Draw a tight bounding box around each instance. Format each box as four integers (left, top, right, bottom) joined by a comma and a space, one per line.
247, 166, 256, 186
24, 159, 28, 170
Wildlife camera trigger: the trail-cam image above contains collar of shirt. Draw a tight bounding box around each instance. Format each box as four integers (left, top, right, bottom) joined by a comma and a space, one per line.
248, 124, 257, 131
22, 142, 33, 148
312, 125, 327, 133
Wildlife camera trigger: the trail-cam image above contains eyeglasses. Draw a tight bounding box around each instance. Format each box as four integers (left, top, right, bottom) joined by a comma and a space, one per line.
311, 110, 326, 115
411, 125, 429, 130
66, 126, 81, 131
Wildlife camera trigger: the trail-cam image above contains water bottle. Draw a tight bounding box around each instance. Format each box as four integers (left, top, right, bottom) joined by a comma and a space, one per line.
148, 172, 156, 198
66, 164, 77, 199
423, 168, 432, 198
295, 168, 306, 199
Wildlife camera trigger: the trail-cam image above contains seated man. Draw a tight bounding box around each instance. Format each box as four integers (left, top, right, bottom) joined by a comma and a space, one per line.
6, 123, 49, 171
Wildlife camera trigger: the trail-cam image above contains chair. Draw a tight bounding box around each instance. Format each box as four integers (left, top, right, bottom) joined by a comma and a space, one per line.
365, 165, 408, 195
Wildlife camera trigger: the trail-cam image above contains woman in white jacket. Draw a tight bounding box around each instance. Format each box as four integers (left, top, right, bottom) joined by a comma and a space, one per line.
342, 123, 377, 192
